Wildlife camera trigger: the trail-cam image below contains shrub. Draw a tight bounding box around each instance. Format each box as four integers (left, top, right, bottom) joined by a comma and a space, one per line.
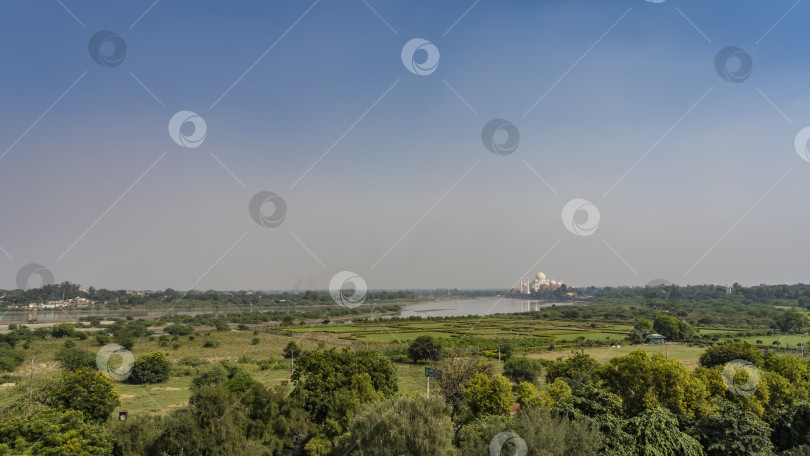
54, 347, 96, 372
503, 357, 543, 384
130, 352, 171, 384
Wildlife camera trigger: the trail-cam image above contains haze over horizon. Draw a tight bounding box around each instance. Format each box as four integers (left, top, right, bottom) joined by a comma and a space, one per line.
1, 1, 809, 291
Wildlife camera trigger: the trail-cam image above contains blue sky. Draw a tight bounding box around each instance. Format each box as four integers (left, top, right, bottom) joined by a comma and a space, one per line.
0, 0, 808, 290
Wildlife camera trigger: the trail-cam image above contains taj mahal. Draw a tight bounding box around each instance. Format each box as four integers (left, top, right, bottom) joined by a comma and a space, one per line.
519, 270, 563, 294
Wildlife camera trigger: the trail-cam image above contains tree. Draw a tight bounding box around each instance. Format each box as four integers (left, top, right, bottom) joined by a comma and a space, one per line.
0, 346, 25, 372
457, 408, 606, 456
0, 409, 113, 455
463, 373, 513, 417
653, 315, 682, 340
513, 407, 605, 456
130, 351, 171, 384
689, 398, 774, 456
776, 310, 810, 333
625, 407, 705, 456
292, 349, 398, 428
51, 322, 77, 338
408, 335, 442, 364
772, 402, 810, 452
597, 351, 709, 421
434, 355, 493, 414
503, 356, 543, 384
340, 394, 455, 456
698, 341, 763, 368
49, 368, 120, 422
112, 413, 165, 456
164, 324, 195, 336
282, 340, 302, 359
545, 350, 599, 387
634, 317, 653, 331
54, 347, 96, 372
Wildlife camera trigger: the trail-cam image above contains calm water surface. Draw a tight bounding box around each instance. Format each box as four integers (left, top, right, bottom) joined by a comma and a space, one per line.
0, 297, 586, 323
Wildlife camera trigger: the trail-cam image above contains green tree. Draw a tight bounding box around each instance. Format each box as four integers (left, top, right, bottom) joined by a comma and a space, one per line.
634, 317, 653, 331
50, 322, 77, 338
340, 394, 455, 456
130, 351, 171, 384
0, 346, 25, 372
653, 315, 682, 340
112, 413, 165, 456
689, 398, 774, 456
53, 347, 96, 372
698, 341, 763, 368
772, 401, 810, 452
0, 409, 113, 455
283, 340, 302, 359
292, 349, 398, 427
463, 373, 513, 417
597, 351, 709, 421
408, 335, 442, 364
503, 357, 543, 384
625, 407, 705, 456
545, 350, 599, 387
457, 408, 606, 456
776, 310, 810, 333
49, 368, 120, 422
192, 363, 229, 389
164, 324, 195, 336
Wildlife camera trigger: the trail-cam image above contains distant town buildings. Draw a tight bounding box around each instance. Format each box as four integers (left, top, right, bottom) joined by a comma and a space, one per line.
519, 270, 564, 294
6, 297, 93, 310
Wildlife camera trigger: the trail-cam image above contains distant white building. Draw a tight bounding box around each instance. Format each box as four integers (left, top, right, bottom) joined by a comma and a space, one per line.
519, 270, 563, 294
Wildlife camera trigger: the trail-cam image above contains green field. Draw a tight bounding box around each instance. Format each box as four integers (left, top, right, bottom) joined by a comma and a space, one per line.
2, 315, 793, 416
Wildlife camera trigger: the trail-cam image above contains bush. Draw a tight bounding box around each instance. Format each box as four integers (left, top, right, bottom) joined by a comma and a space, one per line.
503, 357, 543, 384
164, 324, 194, 336
251, 337, 260, 345
54, 347, 96, 372
0, 347, 25, 372
203, 340, 220, 348
51, 323, 76, 338
49, 368, 120, 422
130, 352, 171, 384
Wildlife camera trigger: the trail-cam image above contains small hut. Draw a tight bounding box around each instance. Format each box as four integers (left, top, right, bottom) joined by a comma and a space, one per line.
646, 333, 666, 345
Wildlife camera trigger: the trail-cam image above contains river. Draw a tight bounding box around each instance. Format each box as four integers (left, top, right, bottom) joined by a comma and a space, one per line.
0, 297, 585, 323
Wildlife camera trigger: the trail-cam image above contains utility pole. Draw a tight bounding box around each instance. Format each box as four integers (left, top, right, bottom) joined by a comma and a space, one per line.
27, 357, 34, 416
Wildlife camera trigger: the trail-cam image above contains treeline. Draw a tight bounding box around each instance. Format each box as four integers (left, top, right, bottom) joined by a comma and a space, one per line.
0, 284, 418, 309
590, 283, 810, 307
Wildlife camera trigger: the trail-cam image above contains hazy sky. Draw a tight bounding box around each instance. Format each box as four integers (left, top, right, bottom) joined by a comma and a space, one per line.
0, 0, 808, 291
